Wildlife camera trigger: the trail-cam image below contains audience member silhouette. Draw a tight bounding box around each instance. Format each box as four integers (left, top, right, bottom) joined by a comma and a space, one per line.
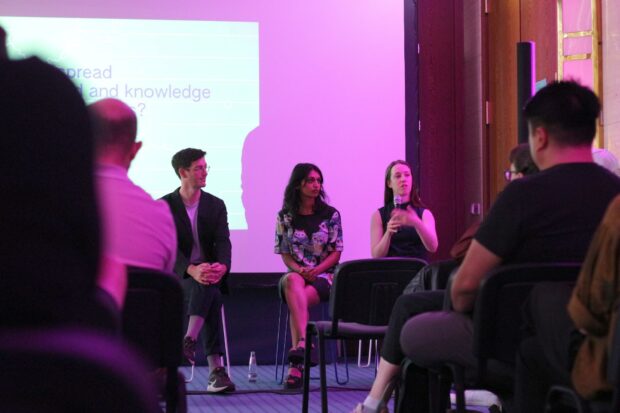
399, 81, 620, 413
514, 194, 620, 411
0, 46, 116, 330
91, 98, 177, 273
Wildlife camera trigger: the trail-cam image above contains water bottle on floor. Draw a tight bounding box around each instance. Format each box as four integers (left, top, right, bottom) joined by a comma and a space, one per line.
248, 351, 257, 382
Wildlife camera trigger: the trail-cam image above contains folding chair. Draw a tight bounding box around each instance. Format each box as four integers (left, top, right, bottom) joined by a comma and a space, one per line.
123, 267, 186, 413
301, 257, 427, 413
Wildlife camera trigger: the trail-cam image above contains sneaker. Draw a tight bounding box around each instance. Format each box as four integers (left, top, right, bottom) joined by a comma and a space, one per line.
449, 390, 501, 407
207, 366, 236, 393
183, 336, 197, 366
351, 403, 389, 413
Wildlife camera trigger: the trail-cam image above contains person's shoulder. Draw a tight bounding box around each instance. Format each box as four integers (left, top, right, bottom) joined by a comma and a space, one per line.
201, 190, 226, 207
125, 177, 163, 206
160, 189, 183, 216
547, 162, 620, 189
135, 185, 173, 216
156, 199, 177, 230
323, 204, 341, 220
499, 165, 561, 194
160, 188, 180, 201
139, 194, 176, 232
589, 163, 620, 186
415, 205, 428, 214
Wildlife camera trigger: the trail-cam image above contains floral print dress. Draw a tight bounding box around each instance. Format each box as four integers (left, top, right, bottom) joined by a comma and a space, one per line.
274, 205, 344, 284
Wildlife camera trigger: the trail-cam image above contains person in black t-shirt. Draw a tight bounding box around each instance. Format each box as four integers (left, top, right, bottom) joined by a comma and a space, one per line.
396, 81, 620, 413
275, 163, 344, 390
370, 160, 437, 261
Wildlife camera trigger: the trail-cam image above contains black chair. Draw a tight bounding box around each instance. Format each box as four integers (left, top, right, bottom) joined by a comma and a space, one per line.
0, 327, 161, 413
545, 303, 620, 413
403, 259, 460, 294
274, 300, 350, 384
432, 263, 581, 413
122, 267, 185, 413
301, 257, 427, 413
374, 260, 457, 373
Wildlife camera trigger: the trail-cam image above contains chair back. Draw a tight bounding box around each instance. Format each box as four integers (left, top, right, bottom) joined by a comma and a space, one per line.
0, 327, 160, 413
404, 259, 460, 294
473, 263, 581, 370
329, 258, 427, 335
122, 267, 184, 368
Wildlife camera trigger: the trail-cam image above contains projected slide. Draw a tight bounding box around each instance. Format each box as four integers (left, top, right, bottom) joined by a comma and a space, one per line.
0, 16, 259, 230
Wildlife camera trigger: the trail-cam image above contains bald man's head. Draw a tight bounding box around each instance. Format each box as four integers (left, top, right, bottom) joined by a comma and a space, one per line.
89, 98, 140, 168
89, 98, 137, 149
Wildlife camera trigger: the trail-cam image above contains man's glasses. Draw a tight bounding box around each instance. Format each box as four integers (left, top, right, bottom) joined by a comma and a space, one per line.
504, 168, 519, 182
190, 165, 211, 173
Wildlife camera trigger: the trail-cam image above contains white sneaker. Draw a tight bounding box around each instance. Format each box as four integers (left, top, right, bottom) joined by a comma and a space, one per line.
450, 390, 501, 407
206, 367, 236, 393
351, 403, 389, 413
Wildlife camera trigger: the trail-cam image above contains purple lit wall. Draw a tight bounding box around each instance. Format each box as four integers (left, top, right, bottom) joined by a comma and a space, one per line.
2, 1, 407, 272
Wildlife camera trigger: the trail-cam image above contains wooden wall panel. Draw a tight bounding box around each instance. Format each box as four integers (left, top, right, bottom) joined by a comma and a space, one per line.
455, 0, 484, 236
418, 0, 458, 259
415, 0, 559, 255
488, 0, 520, 203
520, 0, 558, 85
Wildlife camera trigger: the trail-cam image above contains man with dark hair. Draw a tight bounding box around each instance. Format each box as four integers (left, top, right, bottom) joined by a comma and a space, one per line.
162, 148, 235, 393
397, 81, 620, 412
523, 80, 601, 147
171, 148, 205, 178
91, 98, 176, 274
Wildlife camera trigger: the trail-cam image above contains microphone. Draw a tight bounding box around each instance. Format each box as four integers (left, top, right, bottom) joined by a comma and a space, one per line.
393, 194, 402, 210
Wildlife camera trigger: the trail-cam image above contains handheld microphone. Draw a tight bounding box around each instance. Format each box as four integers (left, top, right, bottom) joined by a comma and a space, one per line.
393, 194, 402, 209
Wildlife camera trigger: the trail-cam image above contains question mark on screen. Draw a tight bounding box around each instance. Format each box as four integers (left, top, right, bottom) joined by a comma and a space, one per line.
138, 102, 146, 116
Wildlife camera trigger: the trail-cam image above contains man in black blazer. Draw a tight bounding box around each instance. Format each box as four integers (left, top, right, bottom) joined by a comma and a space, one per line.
162, 148, 235, 393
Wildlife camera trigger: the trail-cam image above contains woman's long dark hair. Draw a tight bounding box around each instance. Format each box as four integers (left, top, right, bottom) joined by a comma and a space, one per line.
383, 160, 425, 208
282, 163, 328, 216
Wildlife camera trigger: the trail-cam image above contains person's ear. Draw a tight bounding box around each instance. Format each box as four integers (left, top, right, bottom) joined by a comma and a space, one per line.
539, 127, 550, 150
532, 126, 550, 151
129, 141, 142, 161
529, 126, 545, 154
